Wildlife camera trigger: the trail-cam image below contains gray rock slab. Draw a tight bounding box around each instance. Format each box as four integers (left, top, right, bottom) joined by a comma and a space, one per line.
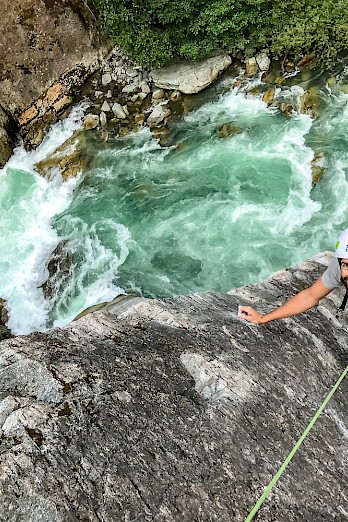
0, 255, 347, 521
150, 55, 232, 94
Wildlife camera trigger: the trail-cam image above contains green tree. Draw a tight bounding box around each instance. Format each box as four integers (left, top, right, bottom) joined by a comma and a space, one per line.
89, 0, 348, 67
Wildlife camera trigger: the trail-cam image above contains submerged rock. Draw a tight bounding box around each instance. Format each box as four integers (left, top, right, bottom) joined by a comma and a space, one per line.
311, 151, 326, 186
151, 250, 202, 277
275, 101, 296, 115
218, 122, 243, 138
0, 254, 347, 520
299, 87, 321, 118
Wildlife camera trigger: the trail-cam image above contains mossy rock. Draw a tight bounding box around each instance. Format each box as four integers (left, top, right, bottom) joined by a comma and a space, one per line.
34, 130, 91, 180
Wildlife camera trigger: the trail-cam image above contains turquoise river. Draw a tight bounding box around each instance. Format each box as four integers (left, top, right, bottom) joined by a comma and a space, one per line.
1, 62, 348, 334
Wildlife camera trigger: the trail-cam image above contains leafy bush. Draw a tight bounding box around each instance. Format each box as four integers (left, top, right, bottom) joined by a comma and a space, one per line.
89, 0, 348, 67
269, 0, 348, 62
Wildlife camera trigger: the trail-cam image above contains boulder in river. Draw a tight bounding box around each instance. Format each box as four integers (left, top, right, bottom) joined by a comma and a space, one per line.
150, 55, 232, 94
147, 103, 172, 127
40, 240, 75, 301
311, 151, 326, 186
262, 86, 276, 105
218, 122, 243, 138
299, 87, 321, 119
34, 130, 92, 180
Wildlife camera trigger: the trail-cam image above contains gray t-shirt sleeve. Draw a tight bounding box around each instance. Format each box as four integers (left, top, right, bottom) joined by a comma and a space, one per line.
321, 257, 341, 289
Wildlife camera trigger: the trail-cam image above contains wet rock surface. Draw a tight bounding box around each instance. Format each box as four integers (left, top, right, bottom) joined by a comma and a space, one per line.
0, 254, 347, 521
0, 107, 16, 168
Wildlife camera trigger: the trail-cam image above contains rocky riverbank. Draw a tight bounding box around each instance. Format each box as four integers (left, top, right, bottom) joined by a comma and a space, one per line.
24, 49, 327, 188
0, 0, 327, 169
0, 253, 347, 521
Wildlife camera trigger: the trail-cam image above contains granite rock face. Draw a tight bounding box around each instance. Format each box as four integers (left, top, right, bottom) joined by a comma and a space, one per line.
0, 254, 347, 521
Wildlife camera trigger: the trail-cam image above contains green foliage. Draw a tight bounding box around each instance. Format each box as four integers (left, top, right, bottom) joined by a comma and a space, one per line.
89, 0, 348, 67
269, 0, 348, 62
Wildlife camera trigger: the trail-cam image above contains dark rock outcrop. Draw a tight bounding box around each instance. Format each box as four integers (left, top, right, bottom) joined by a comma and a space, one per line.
0, 299, 11, 341
0, 253, 347, 521
0, 0, 110, 155
0, 106, 15, 167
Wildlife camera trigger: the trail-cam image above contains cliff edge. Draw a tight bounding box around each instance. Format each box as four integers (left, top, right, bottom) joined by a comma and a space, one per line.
0, 253, 347, 521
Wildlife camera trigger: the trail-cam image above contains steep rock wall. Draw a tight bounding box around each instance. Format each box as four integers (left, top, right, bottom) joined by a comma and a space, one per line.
0, 0, 104, 116
0, 0, 108, 164
0, 254, 347, 521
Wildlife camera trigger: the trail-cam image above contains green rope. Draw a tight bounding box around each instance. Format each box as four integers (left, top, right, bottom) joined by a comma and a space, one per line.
245, 365, 348, 522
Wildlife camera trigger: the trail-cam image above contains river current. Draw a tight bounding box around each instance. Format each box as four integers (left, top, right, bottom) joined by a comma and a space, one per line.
2, 64, 348, 334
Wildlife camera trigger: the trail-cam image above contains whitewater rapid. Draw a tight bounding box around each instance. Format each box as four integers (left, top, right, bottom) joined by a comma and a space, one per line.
2, 78, 348, 334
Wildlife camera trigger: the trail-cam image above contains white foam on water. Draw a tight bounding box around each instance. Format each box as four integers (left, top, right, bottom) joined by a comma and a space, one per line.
0, 105, 87, 334
185, 88, 271, 126
165, 84, 326, 288
50, 217, 130, 328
